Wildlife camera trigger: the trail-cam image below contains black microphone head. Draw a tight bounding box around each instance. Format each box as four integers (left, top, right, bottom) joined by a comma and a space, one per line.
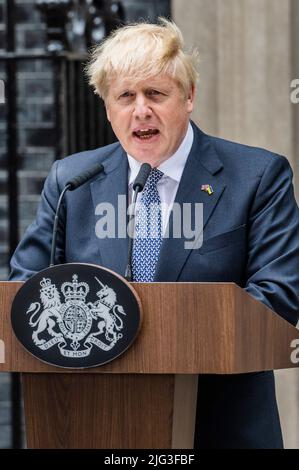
133, 163, 152, 191
66, 164, 104, 190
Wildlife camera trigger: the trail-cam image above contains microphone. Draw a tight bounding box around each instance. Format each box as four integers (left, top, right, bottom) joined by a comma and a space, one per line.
65, 164, 104, 190
132, 163, 152, 192
125, 163, 152, 281
50, 163, 104, 266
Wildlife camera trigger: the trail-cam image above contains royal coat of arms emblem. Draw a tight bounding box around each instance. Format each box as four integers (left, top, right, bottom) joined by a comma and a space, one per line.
11, 264, 141, 368
27, 274, 126, 357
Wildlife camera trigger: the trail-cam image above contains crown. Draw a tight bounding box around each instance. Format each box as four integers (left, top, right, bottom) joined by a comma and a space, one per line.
61, 275, 89, 301
40, 278, 52, 289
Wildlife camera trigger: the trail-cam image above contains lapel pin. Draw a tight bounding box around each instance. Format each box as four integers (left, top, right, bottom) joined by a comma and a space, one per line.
201, 184, 214, 195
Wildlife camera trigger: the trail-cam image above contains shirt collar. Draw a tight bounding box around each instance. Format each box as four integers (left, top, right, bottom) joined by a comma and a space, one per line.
127, 121, 194, 185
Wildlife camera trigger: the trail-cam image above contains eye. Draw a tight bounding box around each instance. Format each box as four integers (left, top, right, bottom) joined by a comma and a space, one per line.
119, 91, 134, 99
147, 89, 161, 96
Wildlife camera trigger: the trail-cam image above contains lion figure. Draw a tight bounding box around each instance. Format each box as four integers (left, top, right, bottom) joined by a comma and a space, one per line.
26, 282, 63, 346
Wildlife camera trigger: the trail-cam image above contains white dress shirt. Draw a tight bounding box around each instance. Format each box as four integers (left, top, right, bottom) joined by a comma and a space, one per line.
127, 122, 194, 235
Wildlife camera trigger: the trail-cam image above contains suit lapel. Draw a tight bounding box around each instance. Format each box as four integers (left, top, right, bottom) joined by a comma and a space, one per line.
90, 146, 129, 276
155, 125, 226, 281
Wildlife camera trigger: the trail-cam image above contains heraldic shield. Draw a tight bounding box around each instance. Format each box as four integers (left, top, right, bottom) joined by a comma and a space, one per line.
11, 263, 142, 368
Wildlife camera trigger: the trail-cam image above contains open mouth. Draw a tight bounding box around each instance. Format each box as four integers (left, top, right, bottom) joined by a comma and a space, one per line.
133, 128, 160, 140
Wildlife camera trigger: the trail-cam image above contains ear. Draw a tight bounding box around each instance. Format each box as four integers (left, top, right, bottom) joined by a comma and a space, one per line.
186, 85, 195, 113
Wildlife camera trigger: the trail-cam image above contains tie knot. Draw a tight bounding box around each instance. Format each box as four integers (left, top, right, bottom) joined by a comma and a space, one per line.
145, 168, 164, 188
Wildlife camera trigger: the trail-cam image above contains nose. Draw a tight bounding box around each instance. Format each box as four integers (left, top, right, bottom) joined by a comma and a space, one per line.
133, 94, 152, 120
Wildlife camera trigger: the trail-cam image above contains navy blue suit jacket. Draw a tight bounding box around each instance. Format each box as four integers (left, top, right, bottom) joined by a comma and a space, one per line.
10, 122, 299, 448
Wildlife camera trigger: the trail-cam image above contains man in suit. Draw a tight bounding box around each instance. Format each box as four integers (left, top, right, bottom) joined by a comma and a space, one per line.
9, 18, 299, 448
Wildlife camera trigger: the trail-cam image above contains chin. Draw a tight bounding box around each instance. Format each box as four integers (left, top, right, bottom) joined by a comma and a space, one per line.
133, 151, 160, 163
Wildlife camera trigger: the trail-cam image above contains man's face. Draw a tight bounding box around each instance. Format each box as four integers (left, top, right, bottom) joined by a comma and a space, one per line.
105, 74, 195, 167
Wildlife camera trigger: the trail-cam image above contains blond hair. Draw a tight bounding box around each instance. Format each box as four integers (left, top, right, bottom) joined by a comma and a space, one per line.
86, 18, 199, 100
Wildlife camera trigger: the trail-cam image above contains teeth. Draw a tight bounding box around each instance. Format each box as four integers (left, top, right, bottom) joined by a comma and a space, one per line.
134, 128, 158, 137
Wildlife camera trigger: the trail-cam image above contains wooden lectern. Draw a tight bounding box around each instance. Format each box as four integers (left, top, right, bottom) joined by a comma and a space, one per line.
1, 281, 299, 448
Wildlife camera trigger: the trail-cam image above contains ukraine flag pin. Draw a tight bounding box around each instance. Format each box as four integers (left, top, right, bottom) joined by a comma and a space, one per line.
201, 184, 214, 195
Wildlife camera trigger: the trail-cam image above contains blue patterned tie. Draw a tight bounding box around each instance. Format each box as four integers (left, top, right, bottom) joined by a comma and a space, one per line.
132, 168, 164, 282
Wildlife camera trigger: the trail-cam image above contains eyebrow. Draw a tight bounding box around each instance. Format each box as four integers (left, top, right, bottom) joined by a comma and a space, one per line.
112, 81, 173, 98
119, 85, 171, 94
